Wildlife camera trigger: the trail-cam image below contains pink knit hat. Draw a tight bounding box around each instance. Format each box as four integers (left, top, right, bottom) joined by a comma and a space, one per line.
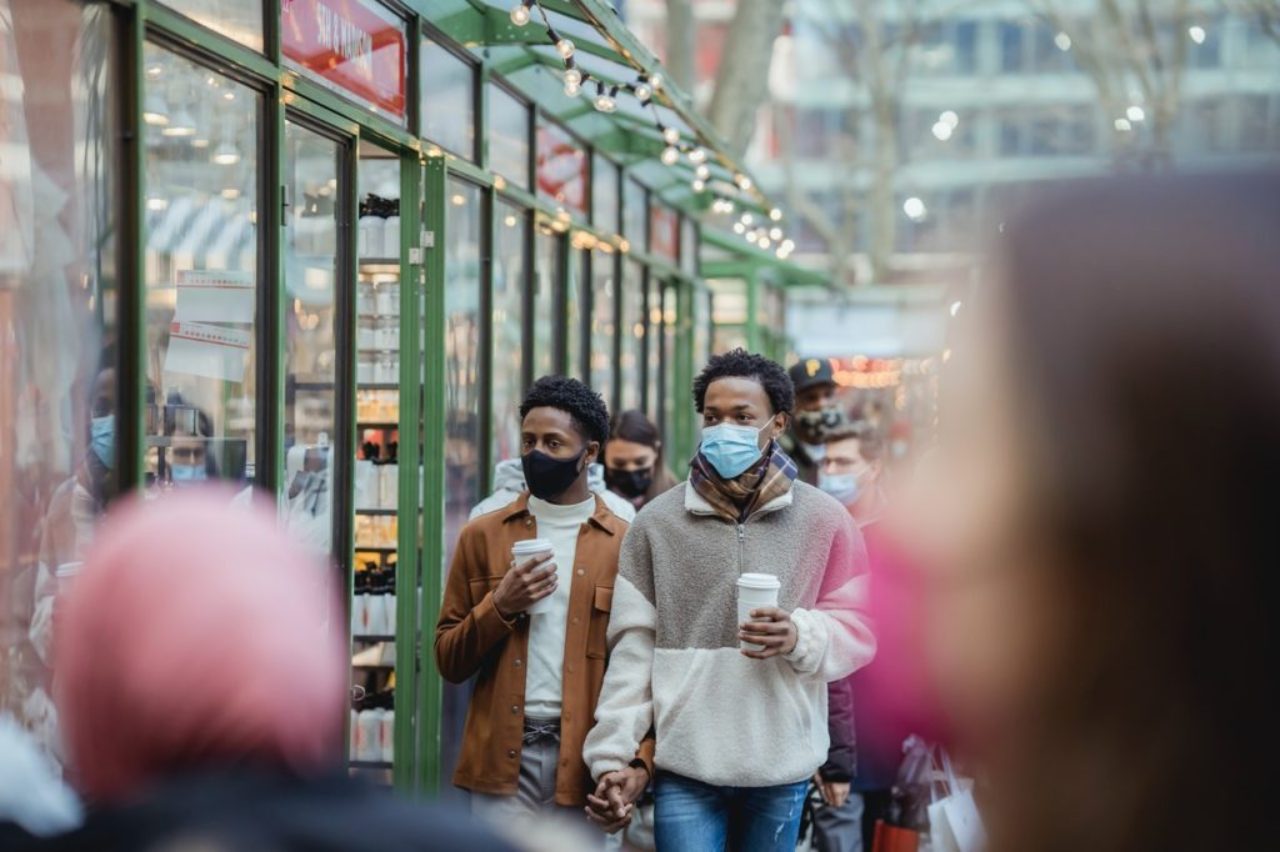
54, 489, 346, 802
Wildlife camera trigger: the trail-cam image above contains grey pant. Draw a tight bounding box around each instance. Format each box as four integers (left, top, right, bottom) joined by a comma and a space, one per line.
811, 792, 865, 852
471, 719, 614, 849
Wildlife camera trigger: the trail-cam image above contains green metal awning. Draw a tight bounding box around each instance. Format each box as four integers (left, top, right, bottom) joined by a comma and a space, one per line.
411, 0, 805, 264
701, 227, 828, 289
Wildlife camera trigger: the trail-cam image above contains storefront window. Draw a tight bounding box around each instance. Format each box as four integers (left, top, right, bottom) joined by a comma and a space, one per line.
282, 121, 339, 556
281, 0, 407, 126
143, 45, 260, 492
2, 0, 114, 760
537, 119, 587, 216
566, 248, 585, 380
533, 224, 559, 378
592, 154, 620, 234
161, 0, 263, 52
693, 286, 711, 367
623, 179, 647, 250
620, 260, 645, 411
590, 251, 617, 408
492, 201, 527, 463
661, 284, 679, 446
490, 84, 530, 190
681, 217, 697, 276
444, 179, 482, 556
651, 204, 679, 263
646, 276, 662, 421
422, 38, 476, 160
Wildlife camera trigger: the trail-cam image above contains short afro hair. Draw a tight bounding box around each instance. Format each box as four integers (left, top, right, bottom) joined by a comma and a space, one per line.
693, 349, 795, 415
520, 375, 610, 447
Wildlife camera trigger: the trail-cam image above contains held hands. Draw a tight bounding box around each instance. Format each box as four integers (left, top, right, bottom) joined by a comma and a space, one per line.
813, 771, 851, 808
739, 606, 798, 659
492, 553, 557, 619
584, 765, 649, 834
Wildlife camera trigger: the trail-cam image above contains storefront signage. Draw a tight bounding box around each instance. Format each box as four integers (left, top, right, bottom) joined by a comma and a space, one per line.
164, 322, 251, 383
281, 0, 406, 123
174, 269, 255, 324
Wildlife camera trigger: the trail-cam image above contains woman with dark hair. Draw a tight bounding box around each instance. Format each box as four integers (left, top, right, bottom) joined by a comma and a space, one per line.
902, 174, 1279, 852
603, 409, 678, 510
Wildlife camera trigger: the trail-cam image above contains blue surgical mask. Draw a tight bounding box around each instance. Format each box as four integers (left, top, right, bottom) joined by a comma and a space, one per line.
798, 440, 826, 463
700, 422, 769, 479
818, 471, 861, 506
170, 464, 207, 484
90, 415, 115, 470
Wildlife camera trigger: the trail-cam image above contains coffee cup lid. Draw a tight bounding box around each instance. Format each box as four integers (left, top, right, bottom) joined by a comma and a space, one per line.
737, 572, 780, 589
56, 562, 83, 580
512, 538, 553, 553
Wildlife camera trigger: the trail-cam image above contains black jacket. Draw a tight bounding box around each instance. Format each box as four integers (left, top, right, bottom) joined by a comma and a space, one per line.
8, 769, 517, 852
820, 676, 857, 782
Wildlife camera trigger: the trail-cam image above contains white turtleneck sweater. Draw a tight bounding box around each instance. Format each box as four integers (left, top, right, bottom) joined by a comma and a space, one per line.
523, 494, 596, 719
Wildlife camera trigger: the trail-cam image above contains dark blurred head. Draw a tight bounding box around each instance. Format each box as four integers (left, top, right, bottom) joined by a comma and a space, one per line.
907, 174, 1279, 852
56, 491, 345, 802
604, 410, 678, 504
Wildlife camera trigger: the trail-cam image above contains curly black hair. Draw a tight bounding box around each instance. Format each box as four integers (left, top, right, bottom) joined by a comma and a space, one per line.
692, 348, 795, 415
520, 375, 610, 447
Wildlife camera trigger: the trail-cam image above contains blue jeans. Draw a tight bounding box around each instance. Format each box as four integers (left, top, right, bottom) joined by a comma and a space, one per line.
654, 770, 810, 852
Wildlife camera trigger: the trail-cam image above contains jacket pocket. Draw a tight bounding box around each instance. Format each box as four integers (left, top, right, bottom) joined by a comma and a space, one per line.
587, 585, 613, 659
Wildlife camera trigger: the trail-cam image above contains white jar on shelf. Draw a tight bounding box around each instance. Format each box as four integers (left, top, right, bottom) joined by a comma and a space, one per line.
358, 317, 377, 350
379, 710, 395, 762
381, 213, 400, 260
385, 593, 396, 635
358, 281, 377, 315
357, 353, 376, 385
379, 464, 397, 510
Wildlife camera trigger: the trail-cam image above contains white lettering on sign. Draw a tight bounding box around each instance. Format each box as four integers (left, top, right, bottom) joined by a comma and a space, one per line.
315, 3, 374, 78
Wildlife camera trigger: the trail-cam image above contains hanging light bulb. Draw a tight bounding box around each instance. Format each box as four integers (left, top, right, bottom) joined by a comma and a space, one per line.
759, 237, 772, 250
746, 231, 759, 245
769, 207, 783, 221
735, 174, 753, 191
555, 37, 576, 60
594, 84, 617, 113
634, 78, 653, 103
733, 222, 746, 235
649, 72, 664, 91
212, 140, 241, 165
510, 0, 533, 26
692, 178, 706, 192
741, 213, 755, 226
695, 164, 710, 180
564, 66, 583, 87
661, 146, 680, 166
565, 80, 582, 97
688, 147, 707, 164
662, 126, 681, 146
162, 106, 197, 137
769, 227, 783, 241
143, 91, 169, 126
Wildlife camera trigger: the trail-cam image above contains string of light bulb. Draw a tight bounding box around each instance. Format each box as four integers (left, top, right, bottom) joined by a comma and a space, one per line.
509, 0, 792, 258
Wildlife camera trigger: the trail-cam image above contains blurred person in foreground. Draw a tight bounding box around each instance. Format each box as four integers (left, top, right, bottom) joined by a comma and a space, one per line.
603, 410, 679, 511
902, 174, 1279, 852
781, 359, 842, 485
31, 490, 512, 852
584, 350, 875, 851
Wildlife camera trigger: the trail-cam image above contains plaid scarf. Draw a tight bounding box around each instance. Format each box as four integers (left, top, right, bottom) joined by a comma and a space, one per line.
689, 441, 799, 524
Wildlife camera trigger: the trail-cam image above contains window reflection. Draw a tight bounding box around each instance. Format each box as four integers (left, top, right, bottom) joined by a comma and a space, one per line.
283, 121, 338, 556
566, 248, 585, 380
2, 0, 114, 764
593, 155, 620, 234
143, 45, 259, 492
490, 85, 530, 189
537, 119, 587, 216
590, 251, 617, 409
533, 224, 559, 378
620, 260, 644, 411
422, 39, 476, 159
624, 179, 647, 250
445, 179, 482, 557
492, 200, 527, 463
160, 0, 262, 51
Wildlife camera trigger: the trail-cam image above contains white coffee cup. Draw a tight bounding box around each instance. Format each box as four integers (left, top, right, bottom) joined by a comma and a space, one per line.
511, 538, 556, 615
55, 562, 83, 596
737, 573, 782, 650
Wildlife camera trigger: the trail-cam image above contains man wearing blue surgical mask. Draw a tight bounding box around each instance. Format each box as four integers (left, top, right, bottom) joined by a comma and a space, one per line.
585, 349, 875, 852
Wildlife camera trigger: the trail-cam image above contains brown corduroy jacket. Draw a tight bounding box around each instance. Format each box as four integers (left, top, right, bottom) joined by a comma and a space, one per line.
434, 492, 654, 806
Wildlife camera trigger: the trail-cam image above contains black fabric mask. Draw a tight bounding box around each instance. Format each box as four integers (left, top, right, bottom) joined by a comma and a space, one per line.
606, 466, 653, 499
522, 448, 587, 501
794, 406, 842, 444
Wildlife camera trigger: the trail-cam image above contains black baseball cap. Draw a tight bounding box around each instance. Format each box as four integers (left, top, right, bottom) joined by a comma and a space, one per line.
788, 358, 835, 393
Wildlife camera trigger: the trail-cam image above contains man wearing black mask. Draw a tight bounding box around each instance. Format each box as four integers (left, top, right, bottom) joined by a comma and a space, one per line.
782, 358, 842, 485
436, 376, 652, 838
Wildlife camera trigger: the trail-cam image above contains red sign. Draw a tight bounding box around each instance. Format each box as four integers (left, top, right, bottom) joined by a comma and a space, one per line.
282, 0, 406, 122
536, 122, 588, 216
650, 205, 679, 262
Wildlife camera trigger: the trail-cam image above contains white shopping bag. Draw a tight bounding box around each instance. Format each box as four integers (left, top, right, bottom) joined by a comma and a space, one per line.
926, 749, 986, 852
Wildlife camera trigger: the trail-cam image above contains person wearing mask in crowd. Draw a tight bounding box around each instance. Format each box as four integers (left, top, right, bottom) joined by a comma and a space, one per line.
436, 376, 653, 838
23, 490, 513, 852
583, 349, 876, 851
811, 420, 899, 852
603, 410, 679, 511
903, 175, 1278, 852
781, 359, 842, 485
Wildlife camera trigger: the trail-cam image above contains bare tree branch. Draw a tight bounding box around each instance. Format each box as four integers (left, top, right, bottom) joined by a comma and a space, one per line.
664, 0, 696, 92
706, 0, 788, 156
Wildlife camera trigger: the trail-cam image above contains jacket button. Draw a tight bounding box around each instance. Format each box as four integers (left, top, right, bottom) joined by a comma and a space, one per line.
577, 569, 585, 576
572, 616, 580, 625
566, 664, 574, 674
508, 749, 517, 758
511, 705, 519, 714
524, 518, 533, 527
514, 659, 522, 667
